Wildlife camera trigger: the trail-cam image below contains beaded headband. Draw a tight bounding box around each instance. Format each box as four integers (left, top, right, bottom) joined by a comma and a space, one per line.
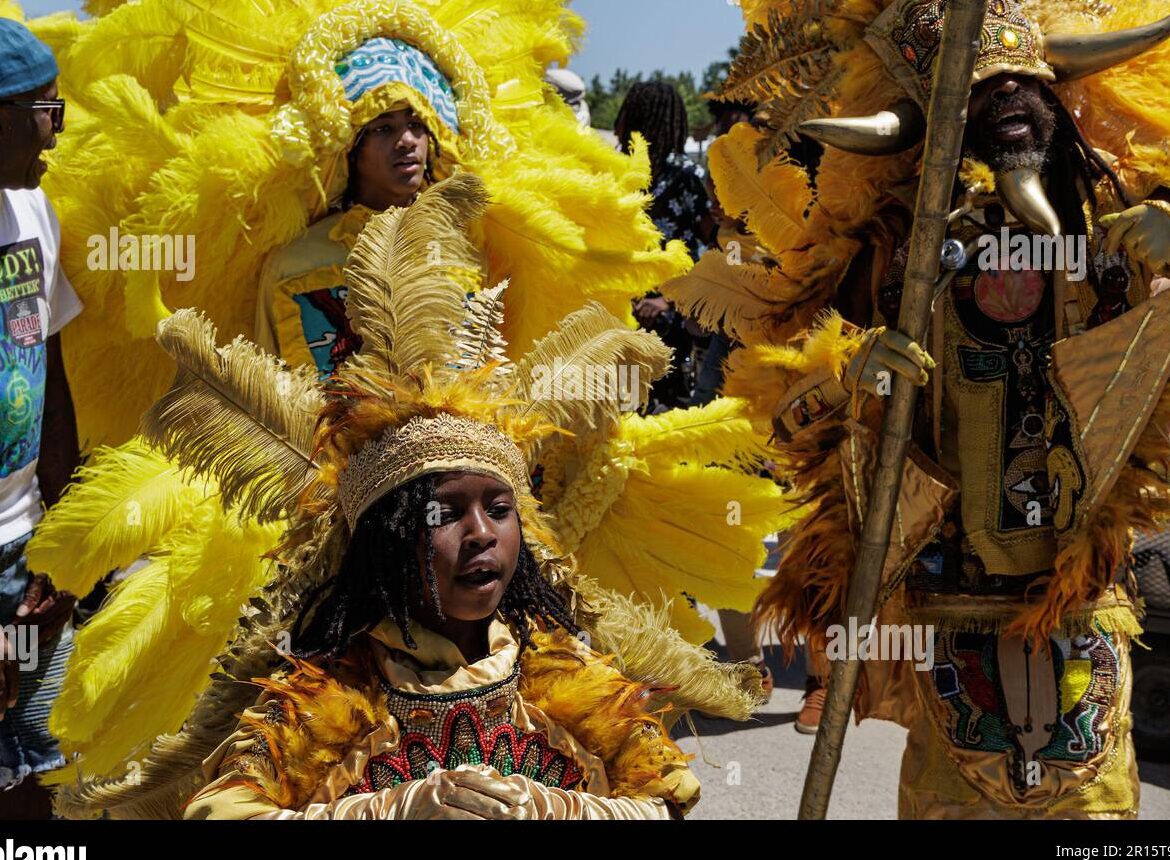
866, 0, 1054, 107
337, 413, 531, 527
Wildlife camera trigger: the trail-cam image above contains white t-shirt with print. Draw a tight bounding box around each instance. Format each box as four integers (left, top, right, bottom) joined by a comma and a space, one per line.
0, 188, 82, 546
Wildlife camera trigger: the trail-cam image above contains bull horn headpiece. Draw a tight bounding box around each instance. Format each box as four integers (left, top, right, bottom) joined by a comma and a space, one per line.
1044, 14, 1170, 82
798, 100, 925, 155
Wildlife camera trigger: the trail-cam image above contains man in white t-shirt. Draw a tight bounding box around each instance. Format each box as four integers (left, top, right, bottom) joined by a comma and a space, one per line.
0, 18, 82, 819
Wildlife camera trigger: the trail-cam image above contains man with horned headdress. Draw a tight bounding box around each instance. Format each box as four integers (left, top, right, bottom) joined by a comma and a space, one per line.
666, 0, 1170, 818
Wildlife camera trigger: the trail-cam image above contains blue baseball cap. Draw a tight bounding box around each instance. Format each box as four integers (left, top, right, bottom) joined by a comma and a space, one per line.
0, 19, 57, 99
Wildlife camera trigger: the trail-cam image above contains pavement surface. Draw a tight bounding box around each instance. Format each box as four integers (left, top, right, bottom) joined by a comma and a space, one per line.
671, 625, 1170, 820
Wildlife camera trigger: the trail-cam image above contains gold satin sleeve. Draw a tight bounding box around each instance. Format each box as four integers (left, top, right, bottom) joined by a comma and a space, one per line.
183, 692, 407, 820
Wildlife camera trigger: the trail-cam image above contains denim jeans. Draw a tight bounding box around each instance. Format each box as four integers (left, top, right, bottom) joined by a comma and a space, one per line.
0, 533, 69, 789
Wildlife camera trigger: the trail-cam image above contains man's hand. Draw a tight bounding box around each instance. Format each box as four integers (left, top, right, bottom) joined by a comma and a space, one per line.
16, 573, 75, 642
1099, 202, 1170, 275
843, 327, 934, 397
633, 296, 671, 326
0, 574, 75, 721
0, 636, 18, 722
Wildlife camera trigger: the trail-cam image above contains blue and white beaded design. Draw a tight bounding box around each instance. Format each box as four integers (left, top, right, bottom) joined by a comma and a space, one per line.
334, 37, 460, 133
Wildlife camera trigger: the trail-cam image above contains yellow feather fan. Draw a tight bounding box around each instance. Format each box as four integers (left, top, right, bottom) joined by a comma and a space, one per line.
25, 441, 207, 597
542, 397, 799, 644
44, 505, 282, 784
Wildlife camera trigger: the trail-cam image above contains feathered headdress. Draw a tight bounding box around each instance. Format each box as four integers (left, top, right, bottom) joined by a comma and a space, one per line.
40, 174, 797, 817
24, 0, 690, 447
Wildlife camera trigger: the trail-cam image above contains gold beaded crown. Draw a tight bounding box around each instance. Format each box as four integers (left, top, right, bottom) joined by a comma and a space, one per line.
866, 0, 1053, 107
337, 414, 531, 527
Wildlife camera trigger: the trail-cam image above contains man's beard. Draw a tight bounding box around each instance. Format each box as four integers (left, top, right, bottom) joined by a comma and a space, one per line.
965, 87, 1057, 173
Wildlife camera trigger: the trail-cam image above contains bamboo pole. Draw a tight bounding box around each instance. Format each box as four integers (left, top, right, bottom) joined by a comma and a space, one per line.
797, 0, 990, 820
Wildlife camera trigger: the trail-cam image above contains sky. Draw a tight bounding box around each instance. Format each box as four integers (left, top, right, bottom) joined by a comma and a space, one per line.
22, 0, 747, 85
569, 0, 745, 86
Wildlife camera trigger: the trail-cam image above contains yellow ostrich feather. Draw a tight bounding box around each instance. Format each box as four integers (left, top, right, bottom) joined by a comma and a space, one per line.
708, 122, 813, 257
36, 0, 685, 449
476, 127, 693, 356
550, 398, 796, 644
1044, 1, 1170, 194
44, 502, 281, 783
959, 157, 996, 193
24, 440, 208, 597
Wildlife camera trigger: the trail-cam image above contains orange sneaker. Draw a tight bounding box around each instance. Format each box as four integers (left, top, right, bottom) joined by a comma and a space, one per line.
795, 676, 825, 735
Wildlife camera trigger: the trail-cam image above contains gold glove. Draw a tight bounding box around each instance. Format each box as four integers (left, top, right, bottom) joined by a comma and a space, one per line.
498, 772, 673, 820
253, 764, 673, 820
842, 326, 934, 398
1099, 201, 1170, 276
253, 766, 533, 820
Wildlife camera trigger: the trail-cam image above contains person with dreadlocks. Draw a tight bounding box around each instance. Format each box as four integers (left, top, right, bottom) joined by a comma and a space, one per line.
189, 466, 685, 820
667, 0, 1170, 819
616, 81, 712, 411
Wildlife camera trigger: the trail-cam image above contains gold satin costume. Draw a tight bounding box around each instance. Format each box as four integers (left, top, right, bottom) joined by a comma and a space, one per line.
185, 619, 697, 820
664, 0, 1170, 819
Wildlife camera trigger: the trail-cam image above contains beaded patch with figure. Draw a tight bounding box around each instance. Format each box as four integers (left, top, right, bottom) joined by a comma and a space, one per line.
927, 626, 1121, 785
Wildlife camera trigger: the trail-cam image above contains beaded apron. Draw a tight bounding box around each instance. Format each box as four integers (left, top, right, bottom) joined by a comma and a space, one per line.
343, 659, 585, 795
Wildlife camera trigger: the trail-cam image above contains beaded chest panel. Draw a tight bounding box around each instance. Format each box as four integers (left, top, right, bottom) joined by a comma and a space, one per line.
343, 660, 585, 795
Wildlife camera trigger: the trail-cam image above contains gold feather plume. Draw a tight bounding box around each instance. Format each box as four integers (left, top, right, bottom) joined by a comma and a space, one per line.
456, 281, 513, 375
661, 249, 810, 347
342, 172, 488, 376
720, 2, 844, 166
512, 303, 670, 451
576, 577, 766, 722
142, 309, 323, 522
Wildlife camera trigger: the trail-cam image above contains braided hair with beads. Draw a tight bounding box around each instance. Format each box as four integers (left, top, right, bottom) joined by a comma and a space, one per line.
291, 473, 578, 659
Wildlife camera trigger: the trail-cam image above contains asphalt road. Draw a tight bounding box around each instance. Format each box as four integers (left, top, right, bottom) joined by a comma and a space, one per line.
672, 635, 1170, 820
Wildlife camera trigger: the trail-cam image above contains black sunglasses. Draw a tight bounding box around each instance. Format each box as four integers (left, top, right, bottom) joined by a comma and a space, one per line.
0, 99, 65, 133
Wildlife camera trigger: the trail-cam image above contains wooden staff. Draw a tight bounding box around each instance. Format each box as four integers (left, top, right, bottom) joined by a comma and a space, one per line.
797, 0, 990, 820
